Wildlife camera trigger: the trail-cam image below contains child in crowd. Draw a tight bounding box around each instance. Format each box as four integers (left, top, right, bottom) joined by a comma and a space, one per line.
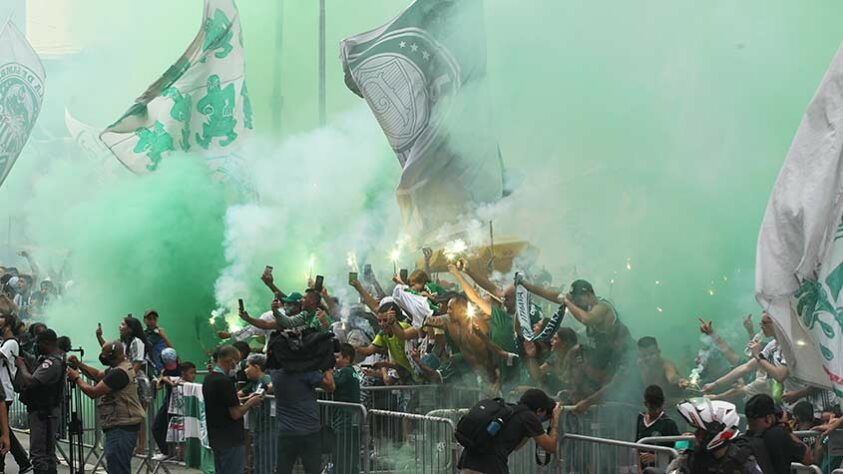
162, 361, 196, 465
238, 354, 273, 474
635, 385, 680, 470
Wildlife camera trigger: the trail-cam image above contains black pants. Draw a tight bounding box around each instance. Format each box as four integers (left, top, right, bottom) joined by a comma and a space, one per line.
276, 432, 321, 474
151, 401, 169, 455
28, 410, 57, 474
1, 400, 30, 470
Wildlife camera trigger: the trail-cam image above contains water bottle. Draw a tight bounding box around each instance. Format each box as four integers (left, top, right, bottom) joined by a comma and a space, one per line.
486, 418, 504, 436
744, 332, 763, 357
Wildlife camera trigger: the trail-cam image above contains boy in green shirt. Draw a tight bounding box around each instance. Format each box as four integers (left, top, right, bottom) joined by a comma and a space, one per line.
332, 344, 362, 474
238, 354, 273, 474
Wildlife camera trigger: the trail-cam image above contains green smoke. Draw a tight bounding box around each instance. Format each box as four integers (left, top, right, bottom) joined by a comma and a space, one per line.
4, 0, 843, 370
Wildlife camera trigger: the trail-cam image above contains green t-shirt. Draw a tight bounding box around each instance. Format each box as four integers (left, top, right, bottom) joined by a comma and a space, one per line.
372, 322, 414, 377
333, 367, 361, 404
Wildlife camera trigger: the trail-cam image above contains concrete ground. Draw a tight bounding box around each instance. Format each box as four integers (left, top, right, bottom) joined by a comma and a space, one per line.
2, 431, 201, 473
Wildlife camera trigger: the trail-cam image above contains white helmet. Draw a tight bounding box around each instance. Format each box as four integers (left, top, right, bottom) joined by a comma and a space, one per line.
676, 398, 740, 451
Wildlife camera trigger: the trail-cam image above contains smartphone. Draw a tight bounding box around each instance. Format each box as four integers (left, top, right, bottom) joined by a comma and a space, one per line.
400, 268, 408, 283
363, 264, 373, 276
315, 275, 324, 292
97, 322, 102, 331
238, 298, 245, 312
254, 387, 266, 396
348, 272, 358, 284
264, 265, 273, 275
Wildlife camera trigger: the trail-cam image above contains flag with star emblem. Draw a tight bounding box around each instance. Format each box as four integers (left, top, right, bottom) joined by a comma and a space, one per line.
341, 0, 504, 239
757, 42, 843, 395
100, 0, 253, 180
0, 19, 45, 190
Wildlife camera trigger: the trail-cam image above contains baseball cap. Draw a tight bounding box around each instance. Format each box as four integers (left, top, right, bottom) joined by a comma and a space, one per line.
745, 394, 776, 419
282, 292, 303, 304
161, 347, 178, 371
143, 309, 159, 319
570, 279, 594, 296
520, 388, 556, 414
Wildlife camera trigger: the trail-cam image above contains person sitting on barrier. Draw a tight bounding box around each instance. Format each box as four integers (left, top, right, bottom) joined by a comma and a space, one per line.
667, 398, 761, 474
637, 337, 687, 405
636, 385, 681, 471
457, 388, 562, 474
741, 394, 811, 474
16, 328, 63, 474
571, 323, 641, 413
66, 340, 146, 474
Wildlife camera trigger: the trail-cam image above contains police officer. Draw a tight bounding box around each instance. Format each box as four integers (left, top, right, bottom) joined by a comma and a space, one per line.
14, 329, 64, 474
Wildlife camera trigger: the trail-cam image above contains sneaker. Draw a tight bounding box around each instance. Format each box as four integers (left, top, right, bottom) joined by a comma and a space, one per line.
151, 453, 171, 461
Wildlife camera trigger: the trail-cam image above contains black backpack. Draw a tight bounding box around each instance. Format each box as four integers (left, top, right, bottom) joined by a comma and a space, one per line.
266, 328, 338, 372
456, 398, 525, 452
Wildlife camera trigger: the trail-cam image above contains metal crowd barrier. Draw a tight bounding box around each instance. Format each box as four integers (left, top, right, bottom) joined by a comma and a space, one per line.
367, 409, 457, 474
561, 433, 678, 474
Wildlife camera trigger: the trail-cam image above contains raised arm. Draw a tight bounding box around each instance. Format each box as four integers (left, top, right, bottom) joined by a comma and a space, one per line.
18, 250, 40, 283
699, 319, 742, 366
463, 261, 503, 298
351, 280, 380, 313
239, 310, 280, 331
702, 359, 756, 394
520, 279, 564, 304
260, 271, 287, 300
449, 265, 492, 316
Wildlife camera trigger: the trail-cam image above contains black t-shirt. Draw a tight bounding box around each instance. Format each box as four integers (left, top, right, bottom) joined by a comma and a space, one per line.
202, 372, 244, 449
457, 407, 546, 474
750, 425, 806, 474
636, 412, 680, 468
103, 368, 130, 391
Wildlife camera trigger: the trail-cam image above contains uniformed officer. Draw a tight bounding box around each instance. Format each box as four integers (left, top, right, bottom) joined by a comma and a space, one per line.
15, 329, 64, 474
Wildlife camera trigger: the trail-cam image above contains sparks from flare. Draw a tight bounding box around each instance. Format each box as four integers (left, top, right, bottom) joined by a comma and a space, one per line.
346, 251, 359, 272
444, 239, 468, 261
466, 303, 477, 320
307, 254, 316, 279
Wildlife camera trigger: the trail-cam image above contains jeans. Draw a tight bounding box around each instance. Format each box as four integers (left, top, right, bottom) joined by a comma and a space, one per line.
104, 426, 139, 474
28, 410, 58, 473
212, 445, 246, 474
276, 432, 322, 474
1, 400, 30, 469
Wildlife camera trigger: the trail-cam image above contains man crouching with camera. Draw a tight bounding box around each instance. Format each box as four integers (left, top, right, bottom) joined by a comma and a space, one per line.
14, 329, 64, 474
66, 341, 145, 474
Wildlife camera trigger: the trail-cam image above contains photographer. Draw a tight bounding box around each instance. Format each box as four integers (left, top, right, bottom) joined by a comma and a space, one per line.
15, 329, 63, 474
67, 341, 145, 474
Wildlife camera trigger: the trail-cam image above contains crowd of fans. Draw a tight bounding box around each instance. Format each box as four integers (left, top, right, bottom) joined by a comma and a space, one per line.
2, 247, 843, 473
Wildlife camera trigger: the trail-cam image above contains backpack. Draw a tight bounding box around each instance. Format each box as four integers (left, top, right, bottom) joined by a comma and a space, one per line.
2, 339, 23, 393
266, 328, 338, 372
456, 398, 526, 452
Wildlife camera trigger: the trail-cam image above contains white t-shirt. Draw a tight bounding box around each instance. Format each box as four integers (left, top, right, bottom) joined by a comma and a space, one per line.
0, 339, 19, 401
122, 338, 146, 366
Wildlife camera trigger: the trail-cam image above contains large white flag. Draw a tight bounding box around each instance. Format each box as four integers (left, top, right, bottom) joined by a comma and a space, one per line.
756, 43, 843, 394
340, 0, 504, 239
100, 0, 252, 180
0, 20, 45, 189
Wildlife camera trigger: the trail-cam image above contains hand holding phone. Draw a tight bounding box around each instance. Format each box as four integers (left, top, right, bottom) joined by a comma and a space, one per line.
238, 299, 245, 312
399, 269, 408, 283
348, 272, 358, 285
314, 275, 324, 292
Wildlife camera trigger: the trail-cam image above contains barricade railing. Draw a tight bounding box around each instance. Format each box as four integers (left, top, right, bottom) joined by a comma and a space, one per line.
561, 433, 678, 474
345, 384, 484, 415
367, 409, 457, 474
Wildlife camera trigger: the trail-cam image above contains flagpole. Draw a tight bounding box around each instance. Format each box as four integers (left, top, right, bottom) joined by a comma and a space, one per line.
272, 0, 284, 134
318, 0, 326, 127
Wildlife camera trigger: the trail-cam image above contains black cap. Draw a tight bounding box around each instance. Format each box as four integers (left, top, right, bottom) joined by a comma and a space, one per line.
745, 394, 776, 419
520, 388, 556, 413
570, 279, 594, 296
36, 329, 58, 343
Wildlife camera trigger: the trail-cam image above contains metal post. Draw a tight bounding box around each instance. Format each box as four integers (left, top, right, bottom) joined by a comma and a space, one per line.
271, 0, 284, 134
318, 0, 326, 127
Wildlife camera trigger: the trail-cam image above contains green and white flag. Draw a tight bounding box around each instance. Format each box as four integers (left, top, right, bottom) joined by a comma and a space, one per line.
341, 0, 503, 238
0, 19, 45, 189
182, 382, 216, 473
757, 42, 843, 395
100, 0, 252, 180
